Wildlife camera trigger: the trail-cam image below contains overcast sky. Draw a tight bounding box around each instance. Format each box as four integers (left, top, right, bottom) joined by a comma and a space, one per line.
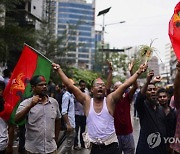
87, 0, 179, 62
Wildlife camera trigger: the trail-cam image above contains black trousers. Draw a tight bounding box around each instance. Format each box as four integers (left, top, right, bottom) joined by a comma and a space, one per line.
90, 142, 120, 154
0, 150, 5, 154
18, 125, 26, 154
74, 115, 86, 147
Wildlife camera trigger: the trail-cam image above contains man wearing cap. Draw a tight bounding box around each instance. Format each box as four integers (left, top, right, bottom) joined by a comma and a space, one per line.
15, 75, 61, 154
52, 63, 147, 154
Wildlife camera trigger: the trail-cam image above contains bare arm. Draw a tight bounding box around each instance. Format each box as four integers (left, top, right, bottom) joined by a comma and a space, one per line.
110, 63, 147, 104
106, 60, 113, 91
62, 114, 73, 133
174, 61, 180, 109
52, 63, 89, 105
141, 70, 154, 95
128, 60, 138, 99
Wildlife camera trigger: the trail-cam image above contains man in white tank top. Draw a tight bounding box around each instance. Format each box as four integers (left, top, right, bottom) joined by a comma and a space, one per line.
52, 63, 147, 154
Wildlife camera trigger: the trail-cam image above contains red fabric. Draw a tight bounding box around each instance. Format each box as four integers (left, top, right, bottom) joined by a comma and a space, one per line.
114, 93, 133, 135
0, 45, 37, 121
169, 2, 180, 60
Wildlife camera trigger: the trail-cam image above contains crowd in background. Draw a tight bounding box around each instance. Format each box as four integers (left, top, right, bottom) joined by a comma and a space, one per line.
0, 60, 180, 154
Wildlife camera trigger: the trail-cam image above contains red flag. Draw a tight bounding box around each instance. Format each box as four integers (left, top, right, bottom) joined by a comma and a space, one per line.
169, 2, 180, 60
0, 45, 51, 122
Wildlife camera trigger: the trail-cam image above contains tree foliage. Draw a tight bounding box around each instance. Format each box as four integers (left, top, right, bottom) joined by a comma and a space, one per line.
51, 66, 100, 89
0, 0, 37, 70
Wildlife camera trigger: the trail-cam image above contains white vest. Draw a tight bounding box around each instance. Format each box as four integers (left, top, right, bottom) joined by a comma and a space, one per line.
87, 98, 116, 141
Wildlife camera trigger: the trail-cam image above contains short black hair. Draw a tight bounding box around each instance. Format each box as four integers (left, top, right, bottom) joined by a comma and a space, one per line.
79, 80, 85, 85
30, 75, 46, 86
0, 81, 5, 90
157, 88, 168, 96
3, 69, 11, 78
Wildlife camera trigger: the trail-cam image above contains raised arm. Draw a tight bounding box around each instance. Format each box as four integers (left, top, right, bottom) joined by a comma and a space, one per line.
106, 60, 113, 94
151, 75, 162, 85
110, 63, 147, 104
52, 63, 89, 105
174, 61, 180, 109
140, 70, 154, 95
128, 60, 138, 99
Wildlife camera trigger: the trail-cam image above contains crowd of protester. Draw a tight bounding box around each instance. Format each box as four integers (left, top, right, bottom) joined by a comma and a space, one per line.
0, 60, 180, 154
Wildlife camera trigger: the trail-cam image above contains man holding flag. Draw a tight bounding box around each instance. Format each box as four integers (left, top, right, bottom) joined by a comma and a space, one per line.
0, 44, 52, 122
0, 44, 60, 153
15, 75, 61, 154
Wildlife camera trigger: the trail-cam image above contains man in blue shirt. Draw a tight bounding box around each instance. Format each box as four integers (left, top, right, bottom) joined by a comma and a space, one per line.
74, 80, 89, 150
60, 79, 76, 154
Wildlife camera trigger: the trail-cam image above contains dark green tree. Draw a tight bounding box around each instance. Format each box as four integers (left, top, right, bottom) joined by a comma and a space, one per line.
0, 0, 37, 70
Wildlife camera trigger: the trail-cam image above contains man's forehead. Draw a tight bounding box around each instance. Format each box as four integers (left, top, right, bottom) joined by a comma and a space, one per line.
159, 92, 168, 96
39, 76, 46, 81
38, 81, 47, 84
148, 84, 156, 88
94, 78, 104, 83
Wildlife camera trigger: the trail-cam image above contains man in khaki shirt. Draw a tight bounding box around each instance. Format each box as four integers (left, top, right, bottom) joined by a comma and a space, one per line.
15, 75, 61, 154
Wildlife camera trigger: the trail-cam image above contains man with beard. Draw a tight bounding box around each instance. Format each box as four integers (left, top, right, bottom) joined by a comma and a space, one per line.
15, 75, 61, 154
157, 88, 176, 154
52, 63, 147, 154
0, 81, 14, 154
135, 70, 167, 154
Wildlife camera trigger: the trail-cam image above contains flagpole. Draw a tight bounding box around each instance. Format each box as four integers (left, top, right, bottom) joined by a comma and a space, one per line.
24, 43, 53, 64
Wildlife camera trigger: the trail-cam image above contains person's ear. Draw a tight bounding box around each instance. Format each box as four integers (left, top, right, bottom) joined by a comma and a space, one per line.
31, 85, 36, 91
91, 87, 93, 93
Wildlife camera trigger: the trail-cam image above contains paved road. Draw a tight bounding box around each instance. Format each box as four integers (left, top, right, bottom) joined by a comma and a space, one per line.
58, 108, 140, 154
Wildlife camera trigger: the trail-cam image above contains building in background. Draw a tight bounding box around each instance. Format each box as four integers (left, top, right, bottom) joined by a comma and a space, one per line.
124, 46, 138, 60
170, 45, 177, 83
159, 43, 178, 84
148, 56, 159, 77
55, 0, 95, 69
95, 30, 102, 49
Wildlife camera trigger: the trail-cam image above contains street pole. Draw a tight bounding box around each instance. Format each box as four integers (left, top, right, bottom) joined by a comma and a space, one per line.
97, 7, 111, 74
97, 7, 111, 51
